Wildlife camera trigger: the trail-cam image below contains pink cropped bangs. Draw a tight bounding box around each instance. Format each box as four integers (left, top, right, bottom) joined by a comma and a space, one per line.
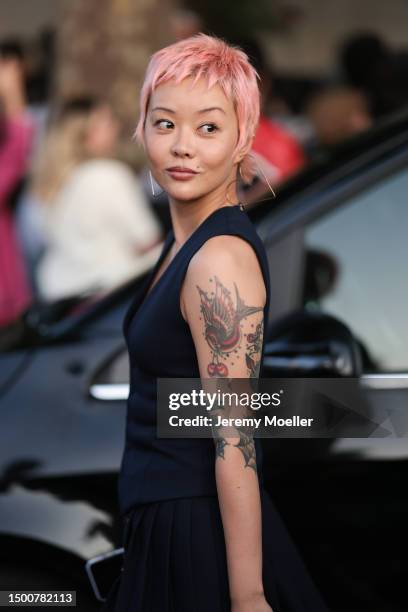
133, 32, 261, 184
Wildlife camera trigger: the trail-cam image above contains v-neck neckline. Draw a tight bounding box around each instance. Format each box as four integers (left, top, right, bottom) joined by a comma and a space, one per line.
140, 204, 243, 307
123, 204, 243, 332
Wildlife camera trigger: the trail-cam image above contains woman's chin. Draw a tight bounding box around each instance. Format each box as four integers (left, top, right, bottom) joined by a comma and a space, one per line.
167, 187, 202, 203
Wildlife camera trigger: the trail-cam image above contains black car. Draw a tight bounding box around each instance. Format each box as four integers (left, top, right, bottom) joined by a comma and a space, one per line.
1, 108, 408, 612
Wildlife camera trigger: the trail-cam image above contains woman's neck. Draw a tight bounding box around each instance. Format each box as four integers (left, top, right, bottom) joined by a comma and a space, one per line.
168, 197, 239, 251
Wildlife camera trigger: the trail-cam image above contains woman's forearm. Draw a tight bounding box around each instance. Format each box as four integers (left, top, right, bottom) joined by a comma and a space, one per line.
215, 434, 264, 603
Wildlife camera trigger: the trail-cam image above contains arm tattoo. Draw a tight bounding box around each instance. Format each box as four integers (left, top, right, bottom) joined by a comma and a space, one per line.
196, 275, 264, 473
196, 275, 263, 377
213, 410, 258, 474
246, 319, 264, 378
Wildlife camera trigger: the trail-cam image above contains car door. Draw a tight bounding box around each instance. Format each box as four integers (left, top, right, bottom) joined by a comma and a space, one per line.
262, 157, 408, 453
256, 145, 408, 611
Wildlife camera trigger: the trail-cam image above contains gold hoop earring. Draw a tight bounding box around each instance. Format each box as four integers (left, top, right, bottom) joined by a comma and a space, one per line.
238, 164, 244, 182
236, 164, 246, 211
225, 176, 246, 211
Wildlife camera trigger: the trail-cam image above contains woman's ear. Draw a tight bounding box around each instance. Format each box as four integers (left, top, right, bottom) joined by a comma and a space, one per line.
233, 148, 247, 166
235, 137, 255, 165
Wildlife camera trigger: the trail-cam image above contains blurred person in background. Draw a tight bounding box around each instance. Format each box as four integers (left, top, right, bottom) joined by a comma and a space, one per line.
305, 86, 372, 150
29, 97, 163, 301
339, 32, 408, 119
7, 31, 57, 295
23, 28, 56, 162
0, 45, 34, 327
169, 8, 204, 41
231, 37, 307, 206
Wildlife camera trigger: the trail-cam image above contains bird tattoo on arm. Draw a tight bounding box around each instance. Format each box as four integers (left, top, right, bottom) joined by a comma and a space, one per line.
196, 275, 263, 378
196, 274, 265, 472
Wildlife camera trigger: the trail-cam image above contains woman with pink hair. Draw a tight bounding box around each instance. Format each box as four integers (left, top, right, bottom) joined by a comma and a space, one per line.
102, 34, 329, 612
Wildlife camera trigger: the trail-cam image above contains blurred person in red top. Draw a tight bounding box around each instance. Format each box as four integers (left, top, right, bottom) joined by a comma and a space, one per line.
231, 37, 306, 205
251, 114, 306, 185
0, 44, 34, 328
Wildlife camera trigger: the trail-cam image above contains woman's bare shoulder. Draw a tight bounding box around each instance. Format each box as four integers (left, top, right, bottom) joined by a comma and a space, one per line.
181, 232, 266, 328
191, 233, 261, 270
184, 233, 266, 304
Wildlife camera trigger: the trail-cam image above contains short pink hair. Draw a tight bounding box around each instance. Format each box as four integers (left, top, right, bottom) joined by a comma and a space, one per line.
133, 33, 261, 184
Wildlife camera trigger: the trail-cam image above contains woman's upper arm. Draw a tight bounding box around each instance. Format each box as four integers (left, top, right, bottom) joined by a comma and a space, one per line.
182, 235, 266, 380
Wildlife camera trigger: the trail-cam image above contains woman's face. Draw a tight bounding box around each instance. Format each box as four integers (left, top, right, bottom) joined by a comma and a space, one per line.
144, 76, 244, 207
85, 104, 120, 156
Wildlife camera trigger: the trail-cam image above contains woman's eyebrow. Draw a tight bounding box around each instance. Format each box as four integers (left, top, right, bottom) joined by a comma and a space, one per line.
151, 106, 226, 115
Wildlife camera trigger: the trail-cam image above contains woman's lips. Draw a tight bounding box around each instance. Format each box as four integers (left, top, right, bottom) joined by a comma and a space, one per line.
166, 169, 198, 181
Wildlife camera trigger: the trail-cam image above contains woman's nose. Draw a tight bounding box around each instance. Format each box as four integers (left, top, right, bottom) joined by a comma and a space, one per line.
170, 129, 195, 157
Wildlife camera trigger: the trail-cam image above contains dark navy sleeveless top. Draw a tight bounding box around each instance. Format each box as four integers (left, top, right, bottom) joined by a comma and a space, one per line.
118, 204, 271, 517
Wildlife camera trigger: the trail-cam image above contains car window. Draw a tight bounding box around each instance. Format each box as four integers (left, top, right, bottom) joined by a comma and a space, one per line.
302, 167, 408, 373
89, 346, 129, 401
93, 347, 129, 385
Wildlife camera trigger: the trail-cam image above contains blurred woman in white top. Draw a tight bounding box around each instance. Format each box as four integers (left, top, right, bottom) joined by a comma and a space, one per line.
30, 97, 163, 301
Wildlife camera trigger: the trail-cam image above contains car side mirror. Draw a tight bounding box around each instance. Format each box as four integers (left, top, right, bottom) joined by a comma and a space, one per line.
263, 309, 363, 377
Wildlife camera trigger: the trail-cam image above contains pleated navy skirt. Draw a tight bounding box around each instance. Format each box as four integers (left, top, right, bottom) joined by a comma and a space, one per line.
100, 487, 330, 612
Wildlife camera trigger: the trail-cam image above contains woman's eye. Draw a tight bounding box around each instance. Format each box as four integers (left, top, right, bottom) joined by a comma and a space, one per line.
153, 120, 219, 134
154, 119, 173, 129
200, 123, 219, 134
